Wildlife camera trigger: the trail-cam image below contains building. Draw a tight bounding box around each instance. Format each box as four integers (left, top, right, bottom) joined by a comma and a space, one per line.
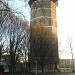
59, 59, 75, 68
29, 0, 58, 73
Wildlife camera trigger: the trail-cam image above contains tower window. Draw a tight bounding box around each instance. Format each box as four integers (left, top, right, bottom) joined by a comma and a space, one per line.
40, 18, 45, 24
51, 20, 53, 25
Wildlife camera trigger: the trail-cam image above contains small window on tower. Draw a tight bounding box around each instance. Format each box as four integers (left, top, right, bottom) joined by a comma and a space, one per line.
48, 19, 53, 26
49, 19, 51, 26
39, 18, 45, 24
55, 22, 57, 27
51, 20, 53, 25
34, 20, 36, 25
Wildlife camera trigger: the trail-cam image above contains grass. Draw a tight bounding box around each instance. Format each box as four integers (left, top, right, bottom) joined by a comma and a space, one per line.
59, 68, 75, 73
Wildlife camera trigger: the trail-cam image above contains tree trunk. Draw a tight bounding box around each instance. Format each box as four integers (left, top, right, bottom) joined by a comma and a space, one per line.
13, 64, 16, 75
41, 64, 44, 74
9, 65, 13, 75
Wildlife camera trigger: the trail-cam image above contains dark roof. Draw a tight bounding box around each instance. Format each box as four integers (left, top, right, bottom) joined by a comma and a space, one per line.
51, 0, 58, 3
29, 0, 58, 7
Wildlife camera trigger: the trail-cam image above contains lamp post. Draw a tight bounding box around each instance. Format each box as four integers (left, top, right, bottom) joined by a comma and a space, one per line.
20, 60, 23, 75
35, 60, 37, 75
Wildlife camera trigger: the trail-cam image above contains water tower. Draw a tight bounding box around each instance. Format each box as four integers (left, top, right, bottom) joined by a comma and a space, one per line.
29, 0, 58, 73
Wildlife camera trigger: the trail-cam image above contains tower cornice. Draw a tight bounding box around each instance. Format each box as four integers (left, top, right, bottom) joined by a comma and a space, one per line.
29, 0, 58, 7
51, 0, 58, 3
29, 0, 37, 7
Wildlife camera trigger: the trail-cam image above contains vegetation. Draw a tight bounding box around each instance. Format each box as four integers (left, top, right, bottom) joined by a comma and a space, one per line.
0, 1, 29, 75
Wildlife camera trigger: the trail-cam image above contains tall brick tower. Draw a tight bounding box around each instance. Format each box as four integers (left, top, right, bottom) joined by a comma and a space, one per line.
29, 0, 58, 73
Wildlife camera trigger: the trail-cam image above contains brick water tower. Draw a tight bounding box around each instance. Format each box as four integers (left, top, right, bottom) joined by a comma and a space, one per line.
29, 0, 58, 73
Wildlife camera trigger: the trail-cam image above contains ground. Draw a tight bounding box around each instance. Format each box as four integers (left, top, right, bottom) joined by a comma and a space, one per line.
55, 73, 75, 75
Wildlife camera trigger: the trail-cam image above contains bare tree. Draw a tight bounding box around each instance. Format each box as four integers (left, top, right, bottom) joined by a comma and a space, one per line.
66, 36, 75, 72
0, 2, 29, 75
0, 44, 3, 61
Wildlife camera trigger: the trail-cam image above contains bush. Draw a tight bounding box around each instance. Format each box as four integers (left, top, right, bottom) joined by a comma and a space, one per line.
72, 70, 75, 72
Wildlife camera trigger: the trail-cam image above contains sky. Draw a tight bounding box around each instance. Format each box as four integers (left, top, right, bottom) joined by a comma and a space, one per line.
6, 0, 75, 59
7, 0, 30, 20
57, 0, 75, 59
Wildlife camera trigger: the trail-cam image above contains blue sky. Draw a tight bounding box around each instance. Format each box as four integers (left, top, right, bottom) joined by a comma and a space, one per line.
7, 0, 30, 20
6, 0, 75, 59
